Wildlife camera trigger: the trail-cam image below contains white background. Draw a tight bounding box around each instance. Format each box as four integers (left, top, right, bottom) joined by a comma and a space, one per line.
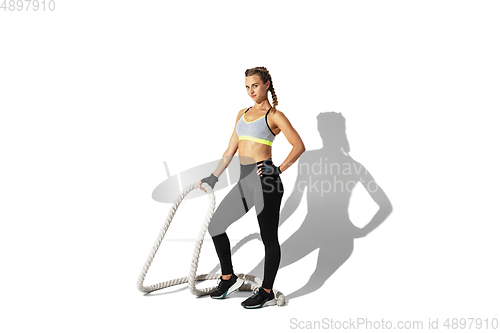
1, 1, 499, 332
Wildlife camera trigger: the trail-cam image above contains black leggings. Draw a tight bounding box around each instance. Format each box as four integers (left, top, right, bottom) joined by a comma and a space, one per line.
208, 158, 284, 289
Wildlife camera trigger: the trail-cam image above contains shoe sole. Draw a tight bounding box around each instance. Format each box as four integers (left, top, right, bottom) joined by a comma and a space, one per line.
242, 298, 277, 309
210, 278, 244, 299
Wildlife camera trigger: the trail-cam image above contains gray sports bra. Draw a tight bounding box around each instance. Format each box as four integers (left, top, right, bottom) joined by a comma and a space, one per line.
235, 107, 276, 146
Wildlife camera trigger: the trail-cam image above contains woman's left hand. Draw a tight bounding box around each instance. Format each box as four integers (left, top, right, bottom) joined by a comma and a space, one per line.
257, 161, 282, 177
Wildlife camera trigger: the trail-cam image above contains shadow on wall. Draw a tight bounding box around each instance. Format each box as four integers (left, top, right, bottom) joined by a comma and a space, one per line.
206, 111, 393, 301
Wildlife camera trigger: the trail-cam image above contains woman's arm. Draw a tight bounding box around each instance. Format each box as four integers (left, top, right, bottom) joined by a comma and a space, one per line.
199, 109, 245, 192
273, 111, 306, 173
212, 127, 239, 178
211, 109, 245, 177
206, 109, 246, 176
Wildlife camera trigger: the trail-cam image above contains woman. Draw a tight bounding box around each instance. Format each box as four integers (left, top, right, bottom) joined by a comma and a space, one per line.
199, 66, 305, 309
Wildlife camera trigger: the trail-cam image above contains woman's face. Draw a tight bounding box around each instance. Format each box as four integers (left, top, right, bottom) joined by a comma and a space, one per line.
245, 75, 269, 103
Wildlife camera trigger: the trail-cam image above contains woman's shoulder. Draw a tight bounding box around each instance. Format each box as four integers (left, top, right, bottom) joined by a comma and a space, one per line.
234, 107, 250, 121
238, 106, 250, 114
269, 108, 286, 119
239, 106, 251, 113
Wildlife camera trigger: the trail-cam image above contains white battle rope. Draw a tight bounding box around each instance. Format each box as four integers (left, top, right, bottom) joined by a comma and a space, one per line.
136, 181, 286, 306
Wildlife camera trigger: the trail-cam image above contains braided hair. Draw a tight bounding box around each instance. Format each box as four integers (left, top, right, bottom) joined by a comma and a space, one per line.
245, 66, 278, 114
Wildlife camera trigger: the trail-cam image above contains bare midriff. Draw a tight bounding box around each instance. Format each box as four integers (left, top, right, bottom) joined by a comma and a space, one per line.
238, 140, 273, 165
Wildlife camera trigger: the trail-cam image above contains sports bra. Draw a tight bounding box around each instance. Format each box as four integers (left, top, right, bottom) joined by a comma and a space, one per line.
235, 106, 276, 146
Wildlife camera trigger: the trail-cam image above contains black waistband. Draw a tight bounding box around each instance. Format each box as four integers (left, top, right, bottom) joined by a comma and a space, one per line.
239, 158, 272, 179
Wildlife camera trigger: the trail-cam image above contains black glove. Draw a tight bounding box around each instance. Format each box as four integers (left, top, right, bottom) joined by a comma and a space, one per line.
200, 173, 219, 189
259, 160, 282, 176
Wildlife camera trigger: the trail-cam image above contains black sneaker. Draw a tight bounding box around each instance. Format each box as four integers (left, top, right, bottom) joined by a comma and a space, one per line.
210, 274, 244, 299
241, 287, 277, 309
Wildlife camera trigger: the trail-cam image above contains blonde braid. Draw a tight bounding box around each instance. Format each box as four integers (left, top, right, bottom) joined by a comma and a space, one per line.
268, 80, 278, 114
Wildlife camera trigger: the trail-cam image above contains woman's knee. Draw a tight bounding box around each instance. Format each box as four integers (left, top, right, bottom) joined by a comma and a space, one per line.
261, 235, 280, 250
208, 222, 226, 237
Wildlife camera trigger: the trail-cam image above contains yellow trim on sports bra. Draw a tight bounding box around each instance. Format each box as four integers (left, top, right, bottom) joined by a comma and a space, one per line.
238, 136, 273, 146
242, 113, 266, 124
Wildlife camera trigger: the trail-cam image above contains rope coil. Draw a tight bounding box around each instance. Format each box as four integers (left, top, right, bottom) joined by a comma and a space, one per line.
136, 181, 286, 306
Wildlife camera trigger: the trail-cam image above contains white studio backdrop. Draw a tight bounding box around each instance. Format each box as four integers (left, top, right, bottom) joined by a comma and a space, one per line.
1, 1, 499, 332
